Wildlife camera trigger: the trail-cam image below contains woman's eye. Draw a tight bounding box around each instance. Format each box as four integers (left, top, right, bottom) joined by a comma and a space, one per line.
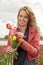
19, 15, 28, 19
19, 15, 22, 17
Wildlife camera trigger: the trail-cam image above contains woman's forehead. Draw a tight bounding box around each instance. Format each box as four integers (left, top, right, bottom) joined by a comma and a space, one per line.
19, 10, 29, 16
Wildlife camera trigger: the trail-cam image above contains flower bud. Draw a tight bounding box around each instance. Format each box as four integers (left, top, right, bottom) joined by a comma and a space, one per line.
13, 36, 16, 41
16, 26, 20, 32
6, 23, 12, 29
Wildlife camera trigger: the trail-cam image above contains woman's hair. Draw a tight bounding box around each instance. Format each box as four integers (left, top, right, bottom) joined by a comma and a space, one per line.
17, 6, 39, 31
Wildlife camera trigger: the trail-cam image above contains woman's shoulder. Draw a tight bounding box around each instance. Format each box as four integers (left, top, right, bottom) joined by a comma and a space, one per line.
35, 26, 40, 33
29, 26, 40, 33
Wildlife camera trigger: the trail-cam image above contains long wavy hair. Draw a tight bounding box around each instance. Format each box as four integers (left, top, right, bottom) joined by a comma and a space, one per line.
17, 6, 39, 31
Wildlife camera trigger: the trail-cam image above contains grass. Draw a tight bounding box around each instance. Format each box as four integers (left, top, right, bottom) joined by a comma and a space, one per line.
0, 39, 7, 41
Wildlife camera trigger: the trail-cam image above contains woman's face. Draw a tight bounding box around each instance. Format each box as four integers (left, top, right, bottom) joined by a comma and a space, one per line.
18, 10, 29, 27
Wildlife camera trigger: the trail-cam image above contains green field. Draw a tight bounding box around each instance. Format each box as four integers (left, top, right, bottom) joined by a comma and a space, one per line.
0, 39, 7, 41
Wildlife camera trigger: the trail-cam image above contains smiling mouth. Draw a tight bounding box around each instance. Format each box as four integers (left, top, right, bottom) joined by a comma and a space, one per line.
19, 23, 26, 26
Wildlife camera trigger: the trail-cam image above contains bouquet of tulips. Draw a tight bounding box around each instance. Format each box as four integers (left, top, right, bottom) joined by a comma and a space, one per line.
0, 23, 27, 65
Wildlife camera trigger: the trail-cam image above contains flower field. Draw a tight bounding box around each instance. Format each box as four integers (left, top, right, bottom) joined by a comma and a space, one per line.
35, 45, 43, 65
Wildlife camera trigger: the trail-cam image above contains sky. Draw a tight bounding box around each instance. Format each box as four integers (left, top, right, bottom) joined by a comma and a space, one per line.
0, 0, 43, 38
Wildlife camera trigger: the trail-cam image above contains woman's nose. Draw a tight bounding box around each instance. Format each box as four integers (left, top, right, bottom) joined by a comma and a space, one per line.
21, 16, 24, 20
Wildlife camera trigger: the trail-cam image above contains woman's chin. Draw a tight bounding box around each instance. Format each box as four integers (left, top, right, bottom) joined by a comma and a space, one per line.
19, 24, 26, 27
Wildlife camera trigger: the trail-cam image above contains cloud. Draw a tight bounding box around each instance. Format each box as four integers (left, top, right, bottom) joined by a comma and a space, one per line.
0, 19, 8, 38
0, 0, 43, 38
33, 6, 43, 33
0, 11, 17, 23
0, 0, 43, 13
21, 0, 43, 5
0, 0, 24, 13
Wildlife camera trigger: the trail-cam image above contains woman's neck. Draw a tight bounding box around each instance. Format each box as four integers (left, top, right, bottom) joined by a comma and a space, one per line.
18, 25, 27, 34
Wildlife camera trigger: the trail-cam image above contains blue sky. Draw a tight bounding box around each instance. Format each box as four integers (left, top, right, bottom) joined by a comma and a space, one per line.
0, 0, 43, 38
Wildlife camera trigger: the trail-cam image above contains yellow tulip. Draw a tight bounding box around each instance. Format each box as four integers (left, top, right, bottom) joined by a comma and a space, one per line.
19, 38, 24, 43
13, 35, 16, 41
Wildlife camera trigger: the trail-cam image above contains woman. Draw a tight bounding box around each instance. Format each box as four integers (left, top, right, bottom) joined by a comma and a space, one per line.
6, 6, 40, 65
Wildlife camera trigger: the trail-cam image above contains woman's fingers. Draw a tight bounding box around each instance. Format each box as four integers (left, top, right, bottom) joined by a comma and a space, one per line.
16, 32, 24, 38
6, 46, 14, 53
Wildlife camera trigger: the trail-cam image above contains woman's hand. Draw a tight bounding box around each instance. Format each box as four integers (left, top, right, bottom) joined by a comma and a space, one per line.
6, 46, 17, 53
16, 32, 24, 38
15, 32, 24, 44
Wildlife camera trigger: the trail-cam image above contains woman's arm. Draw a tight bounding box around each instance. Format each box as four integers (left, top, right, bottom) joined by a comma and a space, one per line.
21, 31, 40, 57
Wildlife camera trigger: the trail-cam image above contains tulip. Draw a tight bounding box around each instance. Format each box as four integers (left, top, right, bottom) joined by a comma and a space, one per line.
1, 47, 7, 55
6, 23, 12, 29
18, 38, 24, 44
13, 36, 16, 41
10, 28, 16, 36
16, 26, 20, 32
